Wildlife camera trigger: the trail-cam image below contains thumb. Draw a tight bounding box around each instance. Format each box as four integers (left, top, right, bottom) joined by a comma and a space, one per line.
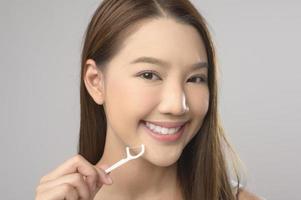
95, 164, 113, 186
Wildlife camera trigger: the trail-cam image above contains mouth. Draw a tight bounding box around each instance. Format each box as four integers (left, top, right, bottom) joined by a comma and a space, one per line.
141, 120, 188, 142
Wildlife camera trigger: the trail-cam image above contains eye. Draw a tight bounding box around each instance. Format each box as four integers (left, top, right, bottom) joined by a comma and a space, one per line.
188, 75, 208, 84
137, 71, 207, 84
137, 70, 161, 81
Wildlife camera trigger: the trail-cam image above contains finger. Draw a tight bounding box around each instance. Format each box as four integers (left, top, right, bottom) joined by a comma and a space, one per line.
94, 164, 113, 186
38, 173, 91, 200
40, 154, 100, 194
36, 183, 79, 200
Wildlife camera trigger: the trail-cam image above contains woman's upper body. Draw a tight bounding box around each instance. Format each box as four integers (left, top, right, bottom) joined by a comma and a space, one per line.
84, 14, 265, 200
35, 0, 265, 199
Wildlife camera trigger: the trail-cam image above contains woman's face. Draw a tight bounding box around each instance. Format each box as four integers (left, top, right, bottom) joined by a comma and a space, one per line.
89, 18, 209, 167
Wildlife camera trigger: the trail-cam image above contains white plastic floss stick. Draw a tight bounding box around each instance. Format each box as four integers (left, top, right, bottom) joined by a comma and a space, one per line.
104, 144, 145, 174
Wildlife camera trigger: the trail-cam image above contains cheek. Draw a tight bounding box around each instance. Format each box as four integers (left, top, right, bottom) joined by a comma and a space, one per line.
188, 88, 209, 117
124, 83, 159, 120
105, 79, 158, 123
131, 85, 158, 106
104, 83, 125, 124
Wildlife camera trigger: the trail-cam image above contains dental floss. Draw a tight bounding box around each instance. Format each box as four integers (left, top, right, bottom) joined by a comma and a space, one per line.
104, 144, 145, 174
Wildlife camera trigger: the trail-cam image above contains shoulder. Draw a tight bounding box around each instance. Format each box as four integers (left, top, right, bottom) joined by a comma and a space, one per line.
238, 188, 267, 200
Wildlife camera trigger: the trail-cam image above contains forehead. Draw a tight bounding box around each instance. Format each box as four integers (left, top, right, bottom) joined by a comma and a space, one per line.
110, 18, 208, 68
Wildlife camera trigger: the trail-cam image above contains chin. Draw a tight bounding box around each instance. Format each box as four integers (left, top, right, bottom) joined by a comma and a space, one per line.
143, 150, 181, 167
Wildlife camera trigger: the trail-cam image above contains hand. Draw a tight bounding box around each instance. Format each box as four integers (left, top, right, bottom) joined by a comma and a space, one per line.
35, 154, 112, 200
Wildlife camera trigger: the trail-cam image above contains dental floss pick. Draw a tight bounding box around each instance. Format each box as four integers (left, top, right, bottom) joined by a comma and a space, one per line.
104, 144, 145, 174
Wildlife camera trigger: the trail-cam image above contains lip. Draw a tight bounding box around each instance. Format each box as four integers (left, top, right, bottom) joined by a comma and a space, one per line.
142, 120, 188, 128
141, 121, 187, 142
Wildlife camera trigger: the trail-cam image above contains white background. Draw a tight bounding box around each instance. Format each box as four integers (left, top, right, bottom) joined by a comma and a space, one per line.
1, 0, 300, 199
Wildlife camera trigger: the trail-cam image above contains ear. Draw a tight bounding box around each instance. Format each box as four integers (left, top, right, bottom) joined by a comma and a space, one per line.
83, 59, 106, 105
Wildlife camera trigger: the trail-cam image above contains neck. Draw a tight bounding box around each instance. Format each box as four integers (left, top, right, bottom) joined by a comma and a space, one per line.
94, 131, 182, 200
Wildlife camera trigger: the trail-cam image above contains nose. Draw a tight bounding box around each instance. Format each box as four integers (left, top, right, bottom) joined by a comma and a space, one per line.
158, 84, 189, 116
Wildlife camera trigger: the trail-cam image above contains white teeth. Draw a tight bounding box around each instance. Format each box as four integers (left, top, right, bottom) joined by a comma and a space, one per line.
145, 122, 181, 135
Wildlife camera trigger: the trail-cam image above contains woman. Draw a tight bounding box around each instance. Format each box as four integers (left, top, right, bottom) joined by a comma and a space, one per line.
35, 0, 264, 199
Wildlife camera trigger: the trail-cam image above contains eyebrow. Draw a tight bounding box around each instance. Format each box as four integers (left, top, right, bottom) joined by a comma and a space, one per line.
130, 56, 208, 70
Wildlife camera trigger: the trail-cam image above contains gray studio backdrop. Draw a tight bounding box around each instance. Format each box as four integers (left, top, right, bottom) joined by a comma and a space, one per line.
1, 0, 300, 199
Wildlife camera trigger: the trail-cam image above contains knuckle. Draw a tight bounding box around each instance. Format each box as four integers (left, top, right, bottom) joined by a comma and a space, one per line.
73, 154, 84, 163
73, 173, 84, 182
39, 175, 48, 183
61, 183, 74, 193
35, 184, 43, 193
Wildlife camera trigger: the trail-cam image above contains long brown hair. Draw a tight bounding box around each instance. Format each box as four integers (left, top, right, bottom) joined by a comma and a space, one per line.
78, 0, 247, 199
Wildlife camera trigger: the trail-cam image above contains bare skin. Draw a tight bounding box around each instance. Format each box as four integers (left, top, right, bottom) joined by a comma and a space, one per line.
86, 18, 209, 200
35, 17, 263, 200
35, 155, 113, 199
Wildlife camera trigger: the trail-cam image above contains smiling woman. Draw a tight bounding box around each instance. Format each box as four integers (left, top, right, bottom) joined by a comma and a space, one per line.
35, 0, 264, 199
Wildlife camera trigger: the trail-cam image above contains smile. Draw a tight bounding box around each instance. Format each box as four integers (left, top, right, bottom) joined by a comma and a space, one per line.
144, 121, 182, 135
141, 120, 188, 142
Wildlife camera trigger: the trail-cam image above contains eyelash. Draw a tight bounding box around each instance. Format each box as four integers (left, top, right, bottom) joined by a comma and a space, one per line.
137, 70, 208, 84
